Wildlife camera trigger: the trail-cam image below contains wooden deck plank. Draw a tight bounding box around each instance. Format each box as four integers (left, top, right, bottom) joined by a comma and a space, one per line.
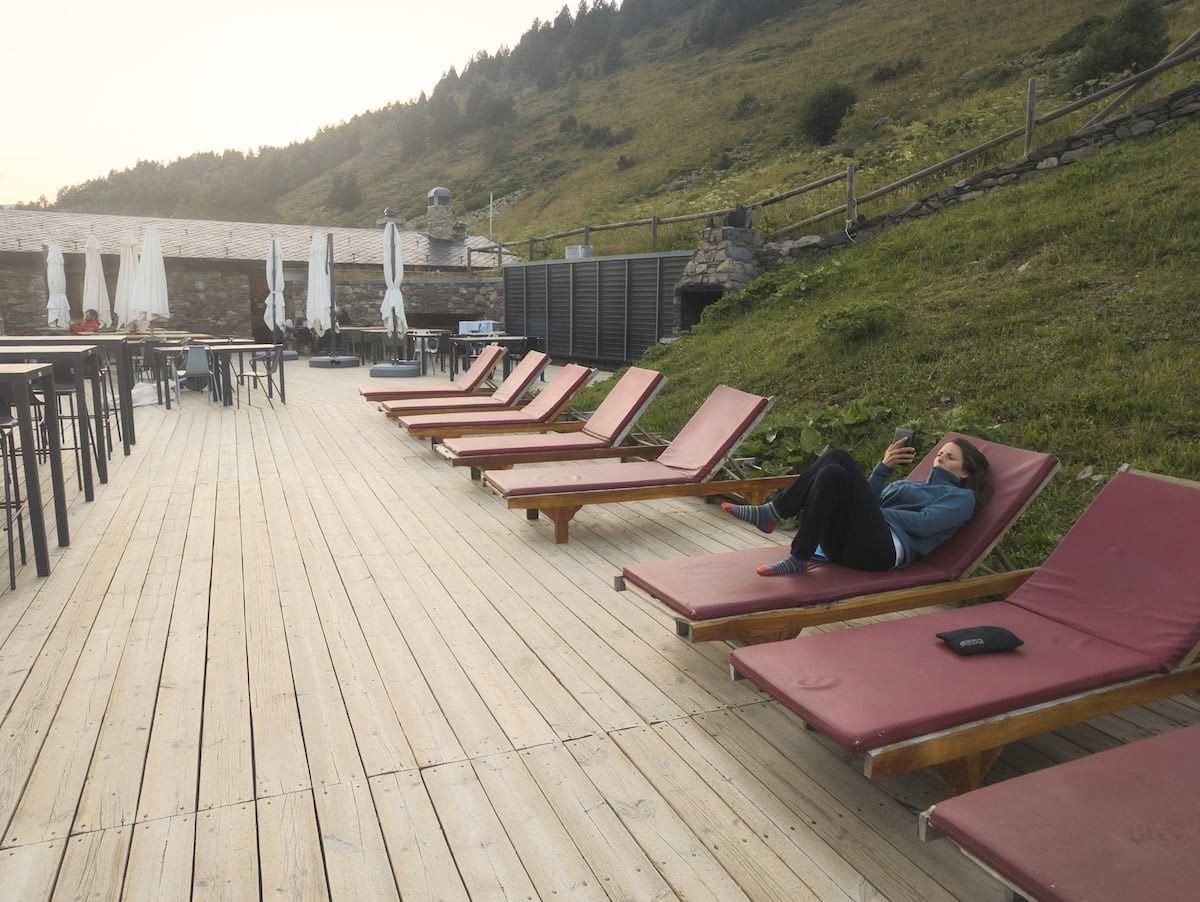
5, 486, 168, 846
369, 771, 469, 902
257, 790, 328, 901
0, 838, 62, 901
566, 732, 751, 901
238, 415, 312, 799
122, 813, 194, 902
192, 801, 258, 901
74, 418, 208, 833
197, 415, 255, 811
422, 760, 538, 900
472, 750, 608, 899
610, 723, 823, 900
52, 825, 130, 902
314, 779, 400, 901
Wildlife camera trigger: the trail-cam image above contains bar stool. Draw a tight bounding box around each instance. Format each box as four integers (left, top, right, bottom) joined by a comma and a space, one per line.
32, 365, 93, 493
0, 411, 27, 590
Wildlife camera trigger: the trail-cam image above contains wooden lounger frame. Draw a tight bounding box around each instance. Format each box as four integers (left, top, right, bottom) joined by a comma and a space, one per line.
625, 459, 1060, 645
507, 473, 797, 544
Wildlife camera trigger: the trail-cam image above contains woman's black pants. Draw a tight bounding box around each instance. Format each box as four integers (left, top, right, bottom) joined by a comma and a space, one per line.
772, 449, 896, 570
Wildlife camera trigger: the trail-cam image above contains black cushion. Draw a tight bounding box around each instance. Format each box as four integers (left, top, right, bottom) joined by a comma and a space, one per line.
936, 625, 1024, 656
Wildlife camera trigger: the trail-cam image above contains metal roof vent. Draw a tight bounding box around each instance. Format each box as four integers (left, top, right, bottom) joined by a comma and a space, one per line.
428, 187, 452, 207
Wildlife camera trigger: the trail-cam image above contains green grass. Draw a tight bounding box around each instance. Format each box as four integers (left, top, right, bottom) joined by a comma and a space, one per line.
575, 120, 1200, 567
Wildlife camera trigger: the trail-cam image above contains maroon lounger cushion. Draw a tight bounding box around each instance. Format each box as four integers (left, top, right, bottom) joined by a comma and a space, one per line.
399, 409, 543, 430
730, 601, 1159, 752
399, 364, 593, 432
440, 366, 664, 459
384, 395, 511, 415
626, 551, 956, 621
442, 432, 610, 457
488, 460, 693, 497
381, 350, 549, 415
1008, 469, 1200, 668
485, 384, 770, 497
927, 724, 1200, 902
624, 433, 1058, 621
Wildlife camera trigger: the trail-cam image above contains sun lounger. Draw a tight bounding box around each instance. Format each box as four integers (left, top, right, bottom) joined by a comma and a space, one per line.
729, 468, 1200, 793
919, 724, 1200, 901
618, 433, 1059, 643
379, 350, 548, 417
359, 344, 505, 402
484, 384, 795, 544
397, 363, 595, 446
435, 366, 668, 478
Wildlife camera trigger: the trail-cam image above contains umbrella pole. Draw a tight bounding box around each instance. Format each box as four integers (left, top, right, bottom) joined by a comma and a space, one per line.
327, 233, 337, 358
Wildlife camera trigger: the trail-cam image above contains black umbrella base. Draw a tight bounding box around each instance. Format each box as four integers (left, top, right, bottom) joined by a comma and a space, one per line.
370, 361, 421, 378
309, 355, 361, 368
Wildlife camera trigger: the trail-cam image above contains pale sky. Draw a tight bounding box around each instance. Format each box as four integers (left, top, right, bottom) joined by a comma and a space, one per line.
0, 0, 574, 205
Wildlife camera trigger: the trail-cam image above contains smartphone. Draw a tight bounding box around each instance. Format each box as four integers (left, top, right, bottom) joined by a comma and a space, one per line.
893, 427, 915, 448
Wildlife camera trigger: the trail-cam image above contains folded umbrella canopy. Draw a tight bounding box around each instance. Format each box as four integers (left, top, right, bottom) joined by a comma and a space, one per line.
45, 242, 71, 329
262, 238, 286, 335
129, 225, 170, 327
114, 232, 138, 329
379, 221, 408, 363
306, 231, 330, 338
83, 234, 113, 328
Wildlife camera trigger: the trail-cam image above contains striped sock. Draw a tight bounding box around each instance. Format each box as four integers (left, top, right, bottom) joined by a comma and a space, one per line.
721, 501, 777, 534
756, 555, 806, 577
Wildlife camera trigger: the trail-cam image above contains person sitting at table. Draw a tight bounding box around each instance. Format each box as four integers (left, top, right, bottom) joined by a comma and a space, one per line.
70, 309, 101, 334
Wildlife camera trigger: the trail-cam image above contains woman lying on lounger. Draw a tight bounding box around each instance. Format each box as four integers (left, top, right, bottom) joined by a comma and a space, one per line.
723, 437, 993, 576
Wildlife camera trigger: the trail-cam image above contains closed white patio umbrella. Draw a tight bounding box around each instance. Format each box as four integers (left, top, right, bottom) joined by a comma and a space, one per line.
114, 232, 139, 329
82, 234, 113, 328
306, 232, 330, 338
129, 226, 170, 328
379, 222, 408, 355
45, 242, 71, 330
262, 238, 286, 335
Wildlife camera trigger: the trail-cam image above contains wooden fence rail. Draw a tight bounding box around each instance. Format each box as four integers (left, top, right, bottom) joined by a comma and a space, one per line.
501, 38, 1198, 259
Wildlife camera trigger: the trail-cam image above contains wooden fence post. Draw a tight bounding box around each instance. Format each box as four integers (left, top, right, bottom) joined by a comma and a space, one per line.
845, 163, 856, 228
651, 216, 659, 250
528, 237, 536, 262
1024, 78, 1038, 159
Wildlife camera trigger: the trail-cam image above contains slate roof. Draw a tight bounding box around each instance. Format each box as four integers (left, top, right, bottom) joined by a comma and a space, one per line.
0, 208, 512, 269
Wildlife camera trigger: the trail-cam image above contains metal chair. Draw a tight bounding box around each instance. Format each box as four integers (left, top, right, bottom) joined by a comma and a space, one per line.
174, 346, 216, 405
0, 406, 26, 590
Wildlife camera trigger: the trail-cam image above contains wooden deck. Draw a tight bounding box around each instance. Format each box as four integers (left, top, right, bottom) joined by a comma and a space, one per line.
2, 362, 1197, 900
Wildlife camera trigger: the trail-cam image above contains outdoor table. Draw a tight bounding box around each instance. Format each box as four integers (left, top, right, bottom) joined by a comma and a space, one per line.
0, 335, 138, 454
448, 335, 527, 380
0, 345, 105, 500
0, 363, 70, 571
206, 344, 285, 407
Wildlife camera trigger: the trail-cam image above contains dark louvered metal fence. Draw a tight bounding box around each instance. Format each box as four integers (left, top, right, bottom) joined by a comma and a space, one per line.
503, 251, 692, 366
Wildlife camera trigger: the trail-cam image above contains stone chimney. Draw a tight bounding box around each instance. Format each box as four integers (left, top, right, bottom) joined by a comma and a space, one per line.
427, 187, 454, 241
672, 225, 763, 332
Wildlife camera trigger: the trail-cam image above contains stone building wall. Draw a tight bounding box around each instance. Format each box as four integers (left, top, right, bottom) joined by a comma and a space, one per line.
0, 251, 505, 336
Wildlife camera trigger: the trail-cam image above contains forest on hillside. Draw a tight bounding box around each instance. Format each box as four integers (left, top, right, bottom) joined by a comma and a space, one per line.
29, 0, 1174, 235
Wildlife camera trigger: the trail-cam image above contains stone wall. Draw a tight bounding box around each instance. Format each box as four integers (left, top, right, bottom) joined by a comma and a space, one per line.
755, 81, 1200, 272
332, 277, 504, 328
671, 226, 763, 332
0, 252, 45, 334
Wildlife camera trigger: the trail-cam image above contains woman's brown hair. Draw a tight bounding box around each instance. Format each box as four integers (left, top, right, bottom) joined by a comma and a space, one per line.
950, 438, 994, 513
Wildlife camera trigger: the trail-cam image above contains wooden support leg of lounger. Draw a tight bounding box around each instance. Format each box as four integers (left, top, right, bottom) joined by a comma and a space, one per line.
545, 506, 581, 544
934, 746, 1005, 795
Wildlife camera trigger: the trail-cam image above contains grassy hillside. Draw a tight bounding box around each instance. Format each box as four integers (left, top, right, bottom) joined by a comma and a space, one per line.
49, 0, 1197, 253
575, 117, 1200, 566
